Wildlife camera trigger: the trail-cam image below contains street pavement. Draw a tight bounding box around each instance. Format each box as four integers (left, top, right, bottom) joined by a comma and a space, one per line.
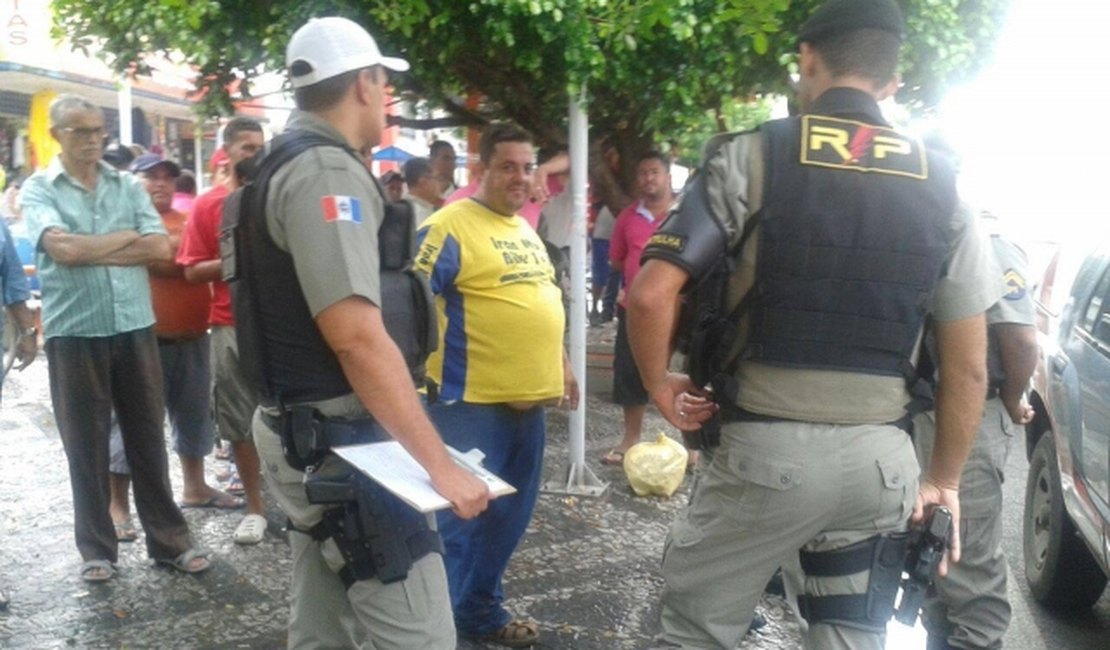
0, 320, 806, 649
15, 318, 1095, 648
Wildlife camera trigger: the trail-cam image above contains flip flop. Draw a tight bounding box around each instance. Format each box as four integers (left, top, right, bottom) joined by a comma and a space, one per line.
155, 548, 210, 575
80, 559, 116, 583
114, 519, 139, 542
224, 470, 244, 495
600, 450, 625, 466
178, 493, 244, 510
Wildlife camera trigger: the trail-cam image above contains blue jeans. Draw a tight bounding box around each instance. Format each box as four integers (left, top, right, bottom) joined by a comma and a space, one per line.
428, 401, 546, 636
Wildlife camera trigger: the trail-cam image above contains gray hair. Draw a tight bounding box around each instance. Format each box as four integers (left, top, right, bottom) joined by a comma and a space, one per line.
49, 94, 101, 128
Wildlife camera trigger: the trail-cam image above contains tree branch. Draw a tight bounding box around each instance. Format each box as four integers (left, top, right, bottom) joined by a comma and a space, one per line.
387, 114, 483, 130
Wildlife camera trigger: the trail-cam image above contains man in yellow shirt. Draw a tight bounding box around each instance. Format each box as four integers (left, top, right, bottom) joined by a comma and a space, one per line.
415, 123, 578, 648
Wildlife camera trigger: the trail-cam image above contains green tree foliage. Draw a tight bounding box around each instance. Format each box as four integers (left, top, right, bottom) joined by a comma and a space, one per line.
51, 0, 1009, 172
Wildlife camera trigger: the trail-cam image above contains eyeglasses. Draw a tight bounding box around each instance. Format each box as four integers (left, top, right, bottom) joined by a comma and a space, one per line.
58, 126, 107, 140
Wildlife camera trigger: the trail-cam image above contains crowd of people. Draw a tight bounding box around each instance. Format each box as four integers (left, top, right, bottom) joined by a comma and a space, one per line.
0, 0, 1037, 648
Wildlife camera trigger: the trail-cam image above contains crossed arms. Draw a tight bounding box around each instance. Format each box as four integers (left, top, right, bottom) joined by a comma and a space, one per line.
41, 228, 170, 267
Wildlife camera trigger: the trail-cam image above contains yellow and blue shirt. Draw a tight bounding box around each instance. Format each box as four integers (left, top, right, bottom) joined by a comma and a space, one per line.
415, 198, 565, 404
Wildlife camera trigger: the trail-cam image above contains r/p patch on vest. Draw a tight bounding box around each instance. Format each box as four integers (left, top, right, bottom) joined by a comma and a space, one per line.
1003, 268, 1027, 300
646, 232, 687, 254
801, 115, 927, 179
321, 195, 363, 224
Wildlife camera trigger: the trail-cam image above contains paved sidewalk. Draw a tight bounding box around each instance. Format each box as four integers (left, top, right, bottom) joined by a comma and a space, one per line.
0, 319, 806, 648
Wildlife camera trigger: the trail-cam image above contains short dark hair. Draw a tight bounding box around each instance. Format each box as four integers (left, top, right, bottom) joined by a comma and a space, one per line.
222, 116, 263, 148
429, 140, 455, 157
479, 123, 533, 164
175, 170, 197, 195
810, 28, 900, 88
292, 65, 379, 112
402, 157, 433, 184
637, 150, 669, 170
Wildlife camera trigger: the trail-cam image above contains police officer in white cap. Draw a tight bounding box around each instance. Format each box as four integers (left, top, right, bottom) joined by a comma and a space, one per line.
238, 17, 490, 649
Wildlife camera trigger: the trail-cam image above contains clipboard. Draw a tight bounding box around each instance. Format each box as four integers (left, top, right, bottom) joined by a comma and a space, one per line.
332, 442, 516, 513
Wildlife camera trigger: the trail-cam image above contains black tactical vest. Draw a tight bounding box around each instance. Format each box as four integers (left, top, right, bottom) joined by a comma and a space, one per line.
224, 132, 435, 405
742, 114, 958, 379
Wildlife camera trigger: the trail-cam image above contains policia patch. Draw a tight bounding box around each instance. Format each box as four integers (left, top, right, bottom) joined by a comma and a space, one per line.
801, 115, 927, 179
647, 232, 687, 254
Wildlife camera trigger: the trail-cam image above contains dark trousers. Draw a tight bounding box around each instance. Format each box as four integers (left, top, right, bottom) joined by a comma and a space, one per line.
602, 270, 621, 318
430, 402, 546, 636
46, 327, 192, 563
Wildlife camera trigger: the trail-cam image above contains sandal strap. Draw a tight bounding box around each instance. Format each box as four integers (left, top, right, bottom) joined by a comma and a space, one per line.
496, 620, 538, 641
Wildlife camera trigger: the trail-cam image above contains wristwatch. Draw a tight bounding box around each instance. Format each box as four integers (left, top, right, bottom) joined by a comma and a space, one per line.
18, 326, 37, 339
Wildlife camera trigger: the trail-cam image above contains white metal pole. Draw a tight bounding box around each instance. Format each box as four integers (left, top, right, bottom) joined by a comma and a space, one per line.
118, 80, 133, 146
568, 90, 588, 466
194, 127, 204, 188
544, 87, 606, 496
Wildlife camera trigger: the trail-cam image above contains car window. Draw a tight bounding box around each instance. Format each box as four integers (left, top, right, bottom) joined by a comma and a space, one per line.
1082, 267, 1110, 345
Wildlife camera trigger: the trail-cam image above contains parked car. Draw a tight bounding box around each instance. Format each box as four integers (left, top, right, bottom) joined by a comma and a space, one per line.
1024, 245, 1110, 609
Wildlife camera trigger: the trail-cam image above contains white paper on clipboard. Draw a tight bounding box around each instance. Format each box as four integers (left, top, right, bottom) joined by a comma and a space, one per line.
332, 442, 516, 513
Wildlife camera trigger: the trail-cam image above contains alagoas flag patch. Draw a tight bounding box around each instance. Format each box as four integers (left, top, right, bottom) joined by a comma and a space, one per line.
321, 195, 363, 224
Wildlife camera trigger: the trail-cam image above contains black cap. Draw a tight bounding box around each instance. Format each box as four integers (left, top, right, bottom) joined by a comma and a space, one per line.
102, 143, 135, 169
130, 153, 181, 176
798, 0, 905, 44
381, 170, 403, 185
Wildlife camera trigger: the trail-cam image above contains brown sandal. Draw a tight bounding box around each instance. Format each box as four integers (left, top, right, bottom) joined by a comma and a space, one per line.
480, 619, 539, 648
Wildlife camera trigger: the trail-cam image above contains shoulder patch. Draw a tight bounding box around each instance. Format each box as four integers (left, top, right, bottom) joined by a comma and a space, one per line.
646, 232, 687, 254
800, 115, 927, 179
1003, 268, 1026, 300
321, 195, 363, 224
701, 126, 762, 165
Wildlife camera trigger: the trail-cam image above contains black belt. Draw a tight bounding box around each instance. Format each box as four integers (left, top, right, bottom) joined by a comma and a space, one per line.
722, 405, 913, 434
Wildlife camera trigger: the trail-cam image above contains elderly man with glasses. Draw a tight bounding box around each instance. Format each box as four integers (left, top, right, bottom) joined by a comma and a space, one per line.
19, 94, 209, 583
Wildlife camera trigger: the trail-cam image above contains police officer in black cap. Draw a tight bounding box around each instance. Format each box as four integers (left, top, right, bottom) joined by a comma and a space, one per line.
627, 0, 1001, 647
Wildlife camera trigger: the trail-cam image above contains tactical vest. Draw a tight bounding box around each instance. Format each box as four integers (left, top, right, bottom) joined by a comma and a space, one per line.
223, 131, 436, 405
740, 116, 957, 379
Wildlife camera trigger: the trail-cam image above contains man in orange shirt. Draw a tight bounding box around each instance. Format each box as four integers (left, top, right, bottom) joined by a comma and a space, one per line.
107, 154, 235, 542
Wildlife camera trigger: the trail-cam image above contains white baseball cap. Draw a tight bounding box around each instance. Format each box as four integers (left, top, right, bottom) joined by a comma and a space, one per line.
286, 17, 410, 89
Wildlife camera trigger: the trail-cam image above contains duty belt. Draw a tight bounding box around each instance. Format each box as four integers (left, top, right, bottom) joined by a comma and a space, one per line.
258, 409, 380, 448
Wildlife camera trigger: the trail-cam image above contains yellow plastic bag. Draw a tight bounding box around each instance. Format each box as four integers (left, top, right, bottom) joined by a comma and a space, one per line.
624, 433, 689, 497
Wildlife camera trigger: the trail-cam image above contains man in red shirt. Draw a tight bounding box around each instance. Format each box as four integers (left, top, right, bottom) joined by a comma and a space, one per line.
602, 152, 674, 466
177, 117, 268, 545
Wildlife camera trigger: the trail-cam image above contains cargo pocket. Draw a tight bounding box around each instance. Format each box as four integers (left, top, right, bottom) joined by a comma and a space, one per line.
660, 513, 707, 588
873, 456, 914, 530
719, 449, 803, 525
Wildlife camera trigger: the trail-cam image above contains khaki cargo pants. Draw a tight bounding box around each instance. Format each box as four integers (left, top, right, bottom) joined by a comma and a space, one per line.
253, 409, 455, 650
660, 420, 918, 649
913, 398, 1014, 649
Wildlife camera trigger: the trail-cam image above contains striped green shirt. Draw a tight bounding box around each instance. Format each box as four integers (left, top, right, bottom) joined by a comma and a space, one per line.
19, 158, 166, 338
